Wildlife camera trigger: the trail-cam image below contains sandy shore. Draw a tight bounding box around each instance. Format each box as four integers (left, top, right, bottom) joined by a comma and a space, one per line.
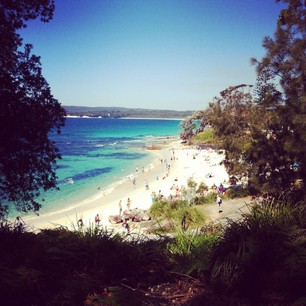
21, 138, 229, 232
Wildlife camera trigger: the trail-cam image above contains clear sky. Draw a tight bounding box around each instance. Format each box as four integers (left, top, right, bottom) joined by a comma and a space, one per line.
20, 0, 284, 111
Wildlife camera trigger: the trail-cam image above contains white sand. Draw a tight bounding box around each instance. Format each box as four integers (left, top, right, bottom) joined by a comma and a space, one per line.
21, 139, 229, 232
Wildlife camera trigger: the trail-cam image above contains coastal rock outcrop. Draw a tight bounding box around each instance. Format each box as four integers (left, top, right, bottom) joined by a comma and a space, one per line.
108, 208, 151, 224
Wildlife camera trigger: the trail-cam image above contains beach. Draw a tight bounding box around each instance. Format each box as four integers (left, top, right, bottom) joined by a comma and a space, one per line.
22, 138, 230, 232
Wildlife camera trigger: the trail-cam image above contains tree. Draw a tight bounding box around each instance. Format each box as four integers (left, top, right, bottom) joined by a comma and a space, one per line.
205, 1, 306, 196
205, 85, 255, 181
250, 0, 306, 194
0, 0, 66, 217
179, 111, 208, 143
179, 117, 196, 143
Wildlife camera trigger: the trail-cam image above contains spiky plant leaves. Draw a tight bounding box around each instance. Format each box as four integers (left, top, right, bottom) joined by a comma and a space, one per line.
210, 201, 306, 303
166, 228, 218, 276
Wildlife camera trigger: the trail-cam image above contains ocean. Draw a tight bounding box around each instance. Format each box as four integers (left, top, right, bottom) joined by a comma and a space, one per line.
25, 118, 182, 216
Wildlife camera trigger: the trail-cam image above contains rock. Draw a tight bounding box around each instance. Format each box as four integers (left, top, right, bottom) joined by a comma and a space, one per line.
141, 212, 151, 221
109, 209, 151, 225
122, 208, 151, 222
108, 215, 123, 224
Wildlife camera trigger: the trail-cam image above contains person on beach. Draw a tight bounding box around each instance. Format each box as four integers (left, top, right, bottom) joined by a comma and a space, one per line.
95, 214, 100, 227
122, 219, 130, 235
119, 200, 122, 215
181, 215, 186, 231
145, 180, 149, 190
77, 218, 84, 229
217, 195, 222, 213
127, 198, 131, 211
151, 191, 156, 203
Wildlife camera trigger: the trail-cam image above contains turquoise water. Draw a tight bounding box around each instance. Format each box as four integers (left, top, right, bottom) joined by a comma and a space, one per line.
32, 118, 181, 215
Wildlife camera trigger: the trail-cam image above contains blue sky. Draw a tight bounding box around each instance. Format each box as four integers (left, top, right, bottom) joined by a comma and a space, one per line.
21, 0, 283, 111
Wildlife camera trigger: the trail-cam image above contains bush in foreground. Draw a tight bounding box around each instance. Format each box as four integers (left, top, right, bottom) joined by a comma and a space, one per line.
209, 201, 306, 305
0, 225, 171, 305
1, 198, 306, 305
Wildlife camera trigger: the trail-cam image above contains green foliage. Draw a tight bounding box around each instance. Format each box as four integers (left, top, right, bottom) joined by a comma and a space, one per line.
193, 129, 215, 144
0, 0, 66, 216
210, 201, 306, 303
205, 85, 255, 182
65, 105, 192, 119
225, 187, 250, 199
150, 199, 187, 219
149, 200, 206, 230
248, 0, 306, 195
194, 193, 217, 205
167, 230, 218, 275
149, 200, 170, 217
202, 1, 306, 197
179, 118, 197, 141
179, 111, 208, 142
196, 182, 209, 194
0, 225, 171, 305
1, 199, 306, 305
187, 177, 197, 189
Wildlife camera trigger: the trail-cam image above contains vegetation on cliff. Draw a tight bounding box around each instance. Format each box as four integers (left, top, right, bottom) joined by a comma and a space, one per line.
64, 106, 193, 119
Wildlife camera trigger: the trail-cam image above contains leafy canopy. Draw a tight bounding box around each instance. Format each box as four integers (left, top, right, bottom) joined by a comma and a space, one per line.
204, 0, 306, 196
0, 0, 66, 217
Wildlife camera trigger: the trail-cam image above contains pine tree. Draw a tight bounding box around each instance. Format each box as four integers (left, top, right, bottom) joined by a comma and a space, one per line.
250, 0, 306, 194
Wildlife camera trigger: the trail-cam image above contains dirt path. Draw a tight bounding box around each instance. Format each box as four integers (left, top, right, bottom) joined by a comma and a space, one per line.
199, 196, 253, 226
108, 196, 254, 235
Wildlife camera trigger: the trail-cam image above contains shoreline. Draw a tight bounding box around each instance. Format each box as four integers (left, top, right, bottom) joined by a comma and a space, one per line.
120, 117, 185, 120
20, 138, 229, 232
66, 116, 185, 120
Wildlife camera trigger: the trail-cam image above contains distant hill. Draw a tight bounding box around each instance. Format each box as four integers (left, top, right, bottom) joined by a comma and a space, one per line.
64, 106, 193, 119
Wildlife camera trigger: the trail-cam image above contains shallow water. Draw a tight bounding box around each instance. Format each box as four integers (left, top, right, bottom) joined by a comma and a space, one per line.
12, 118, 182, 217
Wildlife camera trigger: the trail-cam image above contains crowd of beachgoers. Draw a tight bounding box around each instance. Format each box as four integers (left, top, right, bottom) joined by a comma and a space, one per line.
19, 138, 230, 233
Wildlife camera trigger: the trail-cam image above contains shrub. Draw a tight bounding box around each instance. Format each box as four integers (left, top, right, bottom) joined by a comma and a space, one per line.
210, 201, 306, 304
225, 187, 249, 199
167, 230, 217, 275
193, 129, 215, 144
149, 200, 168, 218
150, 200, 188, 218
196, 182, 208, 194
194, 193, 217, 205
